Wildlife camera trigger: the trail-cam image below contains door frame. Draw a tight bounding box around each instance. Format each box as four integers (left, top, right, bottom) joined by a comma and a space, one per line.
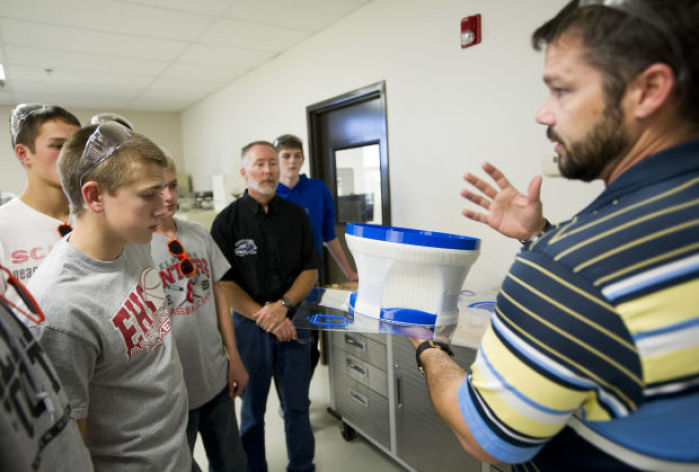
306, 81, 391, 225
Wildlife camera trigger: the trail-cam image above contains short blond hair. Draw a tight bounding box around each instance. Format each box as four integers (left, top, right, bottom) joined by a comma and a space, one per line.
59, 124, 167, 215
163, 154, 177, 174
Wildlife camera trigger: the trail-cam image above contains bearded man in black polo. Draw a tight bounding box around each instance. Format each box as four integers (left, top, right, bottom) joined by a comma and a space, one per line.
211, 141, 318, 472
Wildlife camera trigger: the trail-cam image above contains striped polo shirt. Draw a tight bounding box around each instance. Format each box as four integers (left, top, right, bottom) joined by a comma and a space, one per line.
459, 139, 699, 471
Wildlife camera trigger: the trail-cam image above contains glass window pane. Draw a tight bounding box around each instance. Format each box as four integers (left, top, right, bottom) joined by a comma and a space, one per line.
335, 144, 381, 224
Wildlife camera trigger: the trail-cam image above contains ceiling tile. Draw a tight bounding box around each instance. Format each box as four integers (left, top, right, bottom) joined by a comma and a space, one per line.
7, 64, 154, 89
119, 0, 233, 17
32, 95, 132, 110
8, 81, 138, 110
0, 0, 213, 41
10, 80, 138, 98
198, 17, 312, 51
177, 44, 272, 68
129, 89, 210, 110
0, 18, 189, 60
124, 98, 193, 112
4, 45, 168, 77
223, 0, 367, 30
162, 62, 246, 82
136, 88, 209, 101
145, 76, 228, 94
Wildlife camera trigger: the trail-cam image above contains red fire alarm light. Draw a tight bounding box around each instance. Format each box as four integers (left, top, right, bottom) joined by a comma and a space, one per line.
460, 14, 481, 49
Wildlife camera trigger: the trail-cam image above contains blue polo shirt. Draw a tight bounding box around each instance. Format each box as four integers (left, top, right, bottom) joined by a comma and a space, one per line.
276, 174, 337, 257
461, 139, 699, 470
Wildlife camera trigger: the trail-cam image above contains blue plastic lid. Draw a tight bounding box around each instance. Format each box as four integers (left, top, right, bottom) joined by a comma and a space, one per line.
349, 292, 439, 326
346, 223, 480, 250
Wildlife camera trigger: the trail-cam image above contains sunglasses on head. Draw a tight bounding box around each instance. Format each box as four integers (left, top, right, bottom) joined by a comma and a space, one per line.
79, 121, 133, 187
0, 266, 45, 325
167, 238, 196, 277
10, 103, 49, 147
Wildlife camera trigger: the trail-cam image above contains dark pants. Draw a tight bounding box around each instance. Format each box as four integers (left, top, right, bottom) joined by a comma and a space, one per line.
187, 387, 247, 472
234, 313, 315, 472
309, 329, 320, 376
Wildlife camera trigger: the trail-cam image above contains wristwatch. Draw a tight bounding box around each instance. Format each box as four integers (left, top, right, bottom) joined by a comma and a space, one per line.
415, 340, 454, 376
519, 218, 553, 246
279, 297, 293, 311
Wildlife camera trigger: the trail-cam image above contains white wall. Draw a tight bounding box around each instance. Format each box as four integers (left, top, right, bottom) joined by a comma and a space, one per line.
0, 106, 183, 196
181, 0, 604, 290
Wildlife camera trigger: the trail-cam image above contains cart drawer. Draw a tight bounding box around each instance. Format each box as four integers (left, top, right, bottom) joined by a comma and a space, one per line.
330, 331, 388, 371
333, 375, 390, 449
331, 347, 388, 397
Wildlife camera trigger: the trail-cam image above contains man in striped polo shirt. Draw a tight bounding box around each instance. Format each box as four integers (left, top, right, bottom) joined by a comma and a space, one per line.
415, 1, 699, 470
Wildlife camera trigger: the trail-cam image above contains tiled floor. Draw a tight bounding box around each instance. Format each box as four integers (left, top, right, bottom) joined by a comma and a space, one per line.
193, 364, 404, 471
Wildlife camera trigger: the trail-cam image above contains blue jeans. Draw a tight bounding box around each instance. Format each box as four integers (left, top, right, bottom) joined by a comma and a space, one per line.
233, 313, 315, 472
187, 387, 247, 472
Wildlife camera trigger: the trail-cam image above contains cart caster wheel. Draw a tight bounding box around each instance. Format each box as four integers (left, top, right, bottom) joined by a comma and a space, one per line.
340, 421, 356, 441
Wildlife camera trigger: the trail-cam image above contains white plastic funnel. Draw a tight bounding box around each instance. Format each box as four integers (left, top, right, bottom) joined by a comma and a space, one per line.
346, 223, 480, 328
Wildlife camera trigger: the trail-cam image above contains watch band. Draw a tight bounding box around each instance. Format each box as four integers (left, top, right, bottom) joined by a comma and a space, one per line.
519, 218, 552, 246
415, 340, 454, 376
280, 297, 293, 310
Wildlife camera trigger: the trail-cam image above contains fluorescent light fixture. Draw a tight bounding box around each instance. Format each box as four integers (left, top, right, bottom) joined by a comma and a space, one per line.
0, 64, 5, 81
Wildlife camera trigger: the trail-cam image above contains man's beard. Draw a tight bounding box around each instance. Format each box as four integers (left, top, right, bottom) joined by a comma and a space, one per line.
249, 179, 276, 196
550, 102, 630, 182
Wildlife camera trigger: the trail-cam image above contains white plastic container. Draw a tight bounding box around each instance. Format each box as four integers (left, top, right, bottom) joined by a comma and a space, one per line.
346, 223, 480, 328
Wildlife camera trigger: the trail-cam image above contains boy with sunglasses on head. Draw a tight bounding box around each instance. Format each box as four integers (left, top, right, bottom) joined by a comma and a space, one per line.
26, 122, 191, 471
0, 104, 80, 284
151, 156, 248, 471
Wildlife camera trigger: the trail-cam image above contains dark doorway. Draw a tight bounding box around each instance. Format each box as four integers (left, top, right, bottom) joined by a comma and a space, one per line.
307, 81, 390, 286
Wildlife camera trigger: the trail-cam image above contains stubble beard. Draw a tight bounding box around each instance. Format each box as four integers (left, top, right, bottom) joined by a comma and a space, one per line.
555, 101, 631, 182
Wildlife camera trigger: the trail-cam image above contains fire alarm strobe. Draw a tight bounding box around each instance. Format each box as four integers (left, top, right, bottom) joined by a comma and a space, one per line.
461, 14, 481, 49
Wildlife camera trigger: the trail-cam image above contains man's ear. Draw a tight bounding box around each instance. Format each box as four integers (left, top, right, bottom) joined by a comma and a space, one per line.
15, 144, 30, 168
631, 63, 675, 120
240, 167, 246, 180
81, 181, 104, 213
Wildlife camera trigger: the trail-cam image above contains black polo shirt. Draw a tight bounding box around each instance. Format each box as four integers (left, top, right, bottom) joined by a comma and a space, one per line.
211, 190, 318, 307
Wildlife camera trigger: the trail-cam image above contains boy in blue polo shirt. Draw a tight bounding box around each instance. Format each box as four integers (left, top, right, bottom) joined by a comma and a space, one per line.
274, 134, 357, 283
274, 134, 357, 376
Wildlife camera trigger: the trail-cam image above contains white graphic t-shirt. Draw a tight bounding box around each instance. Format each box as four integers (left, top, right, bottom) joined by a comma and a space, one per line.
27, 240, 190, 471
151, 218, 231, 408
0, 197, 66, 283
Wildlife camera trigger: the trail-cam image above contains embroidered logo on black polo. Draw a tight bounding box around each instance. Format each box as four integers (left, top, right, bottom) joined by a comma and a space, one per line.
235, 239, 258, 257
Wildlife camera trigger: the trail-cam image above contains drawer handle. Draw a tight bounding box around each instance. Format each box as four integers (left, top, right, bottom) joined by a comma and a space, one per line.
344, 334, 366, 351
349, 389, 369, 408
346, 359, 368, 377
396, 376, 403, 410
